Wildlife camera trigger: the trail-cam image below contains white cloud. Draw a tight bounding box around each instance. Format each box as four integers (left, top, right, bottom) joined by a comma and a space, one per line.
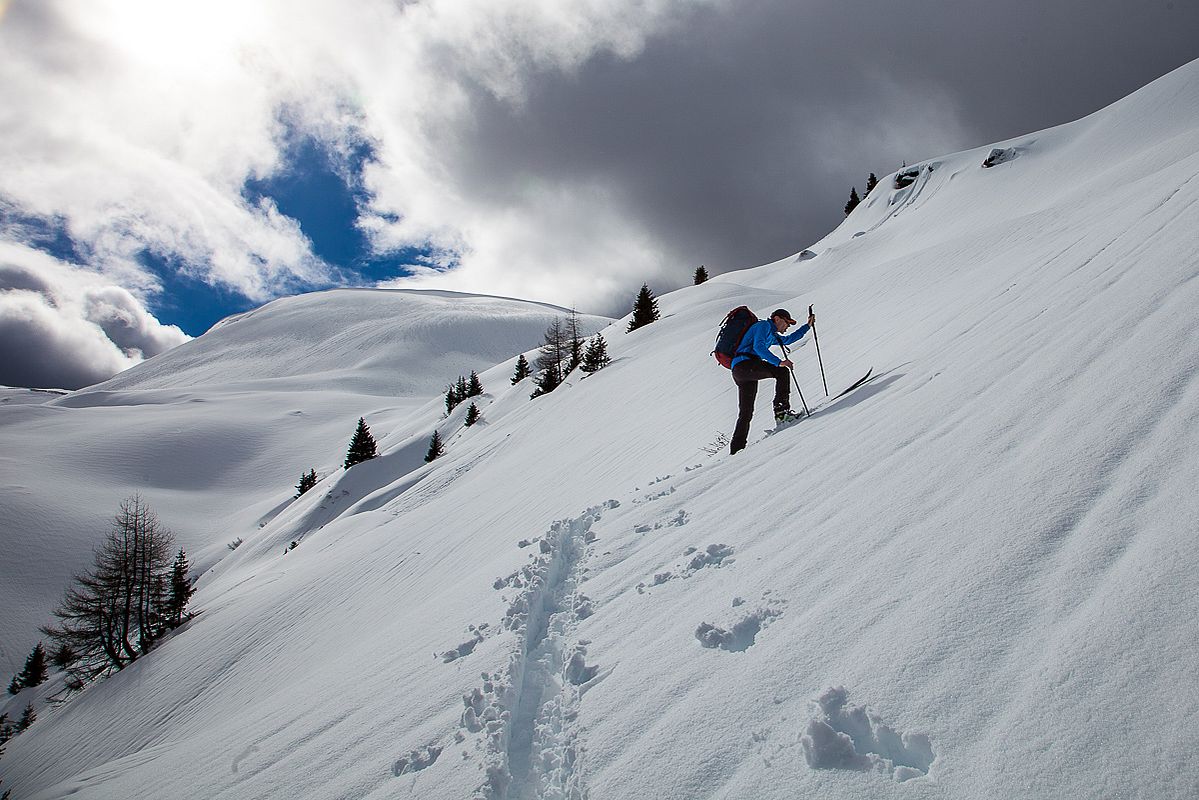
0, 243, 189, 389
0, 0, 729, 332
3, 0, 1186, 360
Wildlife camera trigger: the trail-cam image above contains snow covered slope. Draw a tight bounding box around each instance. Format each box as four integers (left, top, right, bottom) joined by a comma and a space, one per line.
96, 288, 581, 396
4, 60, 1199, 799
0, 289, 610, 673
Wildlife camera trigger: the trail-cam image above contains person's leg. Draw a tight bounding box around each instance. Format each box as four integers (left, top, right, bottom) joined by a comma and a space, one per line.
771, 363, 791, 413
730, 365, 760, 454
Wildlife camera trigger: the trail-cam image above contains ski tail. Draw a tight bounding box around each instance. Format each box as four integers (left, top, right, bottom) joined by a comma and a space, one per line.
833, 368, 873, 399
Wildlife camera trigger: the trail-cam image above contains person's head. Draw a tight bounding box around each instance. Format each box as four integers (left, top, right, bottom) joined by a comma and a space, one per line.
770, 308, 796, 333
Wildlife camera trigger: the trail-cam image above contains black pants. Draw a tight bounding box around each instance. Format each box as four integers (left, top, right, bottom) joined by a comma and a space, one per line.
730, 359, 791, 454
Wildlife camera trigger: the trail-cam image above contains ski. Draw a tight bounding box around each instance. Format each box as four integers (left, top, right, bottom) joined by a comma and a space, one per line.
766, 367, 875, 434
765, 417, 804, 435
832, 367, 873, 400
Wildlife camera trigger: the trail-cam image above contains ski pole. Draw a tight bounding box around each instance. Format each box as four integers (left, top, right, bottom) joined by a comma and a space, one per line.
780, 341, 811, 416
809, 304, 829, 396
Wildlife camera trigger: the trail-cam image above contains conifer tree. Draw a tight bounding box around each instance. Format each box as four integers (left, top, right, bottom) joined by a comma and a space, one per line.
295, 468, 317, 497
531, 318, 568, 397
424, 429, 445, 462
466, 371, 484, 397
564, 309, 585, 375
627, 283, 660, 332
865, 172, 879, 195
511, 354, 532, 384
844, 186, 861, 215
6, 677, 18, 696
17, 703, 35, 732
51, 643, 76, 670
18, 643, 47, 688
580, 334, 611, 373
344, 417, 378, 468
455, 375, 469, 403
464, 403, 481, 427
163, 549, 195, 629
41, 496, 175, 677
694, 265, 709, 284
530, 364, 561, 397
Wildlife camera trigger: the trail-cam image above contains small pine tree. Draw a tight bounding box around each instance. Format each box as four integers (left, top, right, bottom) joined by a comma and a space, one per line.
163, 549, 195, 629
466, 371, 484, 398
51, 643, 76, 670
344, 417, 378, 469
865, 172, 879, 195
424, 429, 445, 463
17, 703, 35, 732
844, 186, 861, 215
445, 384, 460, 414
694, 265, 709, 284
464, 403, 481, 427
294, 468, 317, 497
511, 354, 532, 384
626, 283, 660, 333
530, 365, 561, 398
455, 375, 469, 403
580, 334, 611, 373
6, 677, 19, 696
18, 643, 48, 688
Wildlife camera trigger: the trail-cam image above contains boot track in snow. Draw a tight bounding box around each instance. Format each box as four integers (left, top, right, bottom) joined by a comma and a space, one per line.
461, 502, 616, 799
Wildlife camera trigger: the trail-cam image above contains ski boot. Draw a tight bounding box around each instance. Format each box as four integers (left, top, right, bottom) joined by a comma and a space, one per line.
774, 407, 803, 424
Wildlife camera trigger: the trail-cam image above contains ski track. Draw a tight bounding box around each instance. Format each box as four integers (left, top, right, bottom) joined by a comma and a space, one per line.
461, 501, 617, 799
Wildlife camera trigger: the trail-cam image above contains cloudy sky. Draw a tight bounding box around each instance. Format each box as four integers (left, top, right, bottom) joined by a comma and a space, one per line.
1, 0, 1197, 389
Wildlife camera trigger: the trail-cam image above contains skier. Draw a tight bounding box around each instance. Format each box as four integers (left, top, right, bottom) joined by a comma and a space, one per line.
729, 307, 815, 454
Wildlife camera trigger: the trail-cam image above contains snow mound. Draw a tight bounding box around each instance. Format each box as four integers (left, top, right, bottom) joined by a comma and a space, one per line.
800, 687, 934, 782
86, 288, 608, 397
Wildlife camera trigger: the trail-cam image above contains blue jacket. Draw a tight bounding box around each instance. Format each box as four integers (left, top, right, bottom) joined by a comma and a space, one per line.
731, 319, 810, 369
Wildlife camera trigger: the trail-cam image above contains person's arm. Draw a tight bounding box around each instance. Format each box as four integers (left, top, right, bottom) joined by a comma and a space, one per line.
746, 322, 782, 365
779, 322, 810, 346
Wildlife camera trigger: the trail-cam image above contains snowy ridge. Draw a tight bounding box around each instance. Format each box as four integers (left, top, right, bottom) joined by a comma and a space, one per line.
0, 288, 610, 663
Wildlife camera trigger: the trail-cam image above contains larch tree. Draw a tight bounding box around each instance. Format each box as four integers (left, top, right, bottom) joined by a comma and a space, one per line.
531, 318, 568, 397
42, 496, 176, 680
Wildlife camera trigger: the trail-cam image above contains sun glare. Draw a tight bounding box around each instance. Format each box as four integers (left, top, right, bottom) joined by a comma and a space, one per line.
82, 0, 261, 77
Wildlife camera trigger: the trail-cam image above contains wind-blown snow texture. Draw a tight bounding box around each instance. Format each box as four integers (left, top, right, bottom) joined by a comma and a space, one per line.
4, 60, 1199, 799
0, 289, 610, 669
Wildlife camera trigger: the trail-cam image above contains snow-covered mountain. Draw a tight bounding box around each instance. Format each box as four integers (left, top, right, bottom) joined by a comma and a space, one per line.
0, 289, 611, 670
3, 59, 1199, 799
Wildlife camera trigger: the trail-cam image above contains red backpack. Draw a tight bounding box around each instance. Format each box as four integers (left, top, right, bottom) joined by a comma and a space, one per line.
712, 306, 757, 368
